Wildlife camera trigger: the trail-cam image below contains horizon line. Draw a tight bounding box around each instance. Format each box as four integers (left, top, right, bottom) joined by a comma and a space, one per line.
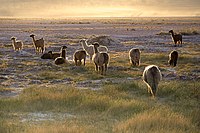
0, 16, 200, 19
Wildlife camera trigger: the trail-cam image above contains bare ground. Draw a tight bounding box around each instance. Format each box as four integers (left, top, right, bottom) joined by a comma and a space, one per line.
0, 17, 200, 98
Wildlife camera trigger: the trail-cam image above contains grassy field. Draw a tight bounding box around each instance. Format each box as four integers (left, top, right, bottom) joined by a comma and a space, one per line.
0, 51, 199, 133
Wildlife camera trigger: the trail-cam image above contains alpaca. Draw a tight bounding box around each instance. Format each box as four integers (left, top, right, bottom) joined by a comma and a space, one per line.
30, 34, 45, 54
168, 50, 178, 67
129, 48, 141, 66
55, 46, 67, 65
51, 46, 68, 60
169, 30, 182, 47
73, 50, 86, 66
10, 37, 23, 51
92, 42, 109, 75
80, 39, 108, 62
80, 39, 94, 62
41, 51, 53, 59
143, 65, 162, 97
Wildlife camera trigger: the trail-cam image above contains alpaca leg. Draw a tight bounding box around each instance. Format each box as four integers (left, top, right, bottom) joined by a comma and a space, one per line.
137, 60, 140, 66
98, 67, 101, 74
83, 58, 86, 66
174, 41, 177, 47
79, 60, 81, 66
90, 56, 92, 63
101, 66, 104, 75
131, 60, 135, 66
147, 87, 151, 95
174, 61, 177, 67
95, 63, 98, 71
105, 64, 107, 73
75, 59, 77, 66
181, 40, 182, 47
41, 47, 44, 53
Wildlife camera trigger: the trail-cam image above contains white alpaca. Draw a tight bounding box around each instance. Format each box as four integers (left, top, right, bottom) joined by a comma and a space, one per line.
143, 65, 162, 97
11, 37, 23, 51
80, 39, 108, 62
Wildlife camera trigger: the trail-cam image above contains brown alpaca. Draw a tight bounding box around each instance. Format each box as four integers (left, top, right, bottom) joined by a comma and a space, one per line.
129, 48, 141, 66
143, 65, 162, 97
168, 50, 178, 67
92, 43, 109, 75
30, 34, 45, 54
41, 51, 53, 59
73, 50, 86, 66
169, 30, 182, 47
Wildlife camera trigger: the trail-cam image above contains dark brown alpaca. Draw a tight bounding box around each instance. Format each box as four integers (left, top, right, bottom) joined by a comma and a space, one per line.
169, 30, 182, 47
168, 50, 178, 67
55, 46, 67, 65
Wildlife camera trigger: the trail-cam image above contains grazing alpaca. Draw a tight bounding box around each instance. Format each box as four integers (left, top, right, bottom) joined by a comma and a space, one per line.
92, 42, 109, 75
41, 51, 53, 59
169, 30, 182, 47
168, 50, 178, 67
55, 46, 67, 65
80, 39, 108, 62
73, 50, 86, 66
143, 65, 162, 97
30, 34, 45, 54
11, 37, 23, 51
129, 48, 141, 66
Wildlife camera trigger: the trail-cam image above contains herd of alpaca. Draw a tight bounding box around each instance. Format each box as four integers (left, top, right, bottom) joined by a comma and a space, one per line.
11, 30, 181, 97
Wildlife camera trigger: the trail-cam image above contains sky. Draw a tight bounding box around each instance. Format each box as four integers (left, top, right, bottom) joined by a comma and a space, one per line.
0, 0, 200, 18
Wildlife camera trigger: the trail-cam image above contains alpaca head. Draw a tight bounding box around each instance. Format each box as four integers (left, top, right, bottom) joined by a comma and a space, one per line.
11, 36, 16, 40
92, 42, 100, 48
169, 30, 173, 34
62, 46, 67, 49
30, 34, 35, 38
80, 39, 86, 43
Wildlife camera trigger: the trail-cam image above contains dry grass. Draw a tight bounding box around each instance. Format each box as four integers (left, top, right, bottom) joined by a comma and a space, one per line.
114, 107, 196, 133
0, 79, 199, 132
0, 17, 200, 132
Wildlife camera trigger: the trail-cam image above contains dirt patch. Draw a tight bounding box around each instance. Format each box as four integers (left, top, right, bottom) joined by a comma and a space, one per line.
87, 35, 121, 46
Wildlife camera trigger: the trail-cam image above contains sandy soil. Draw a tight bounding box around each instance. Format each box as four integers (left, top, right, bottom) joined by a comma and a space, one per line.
0, 17, 200, 97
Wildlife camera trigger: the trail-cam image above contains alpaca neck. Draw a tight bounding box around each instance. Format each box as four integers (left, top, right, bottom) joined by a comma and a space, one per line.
12, 39, 16, 44
171, 31, 175, 38
93, 46, 99, 54
31, 37, 36, 43
82, 41, 89, 49
61, 49, 66, 59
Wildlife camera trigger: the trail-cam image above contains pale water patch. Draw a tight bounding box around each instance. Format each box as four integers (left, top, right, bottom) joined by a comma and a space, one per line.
20, 112, 76, 123
0, 87, 23, 98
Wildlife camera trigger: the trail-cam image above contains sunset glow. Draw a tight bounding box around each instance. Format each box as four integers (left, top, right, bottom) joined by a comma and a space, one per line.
0, 0, 199, 18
